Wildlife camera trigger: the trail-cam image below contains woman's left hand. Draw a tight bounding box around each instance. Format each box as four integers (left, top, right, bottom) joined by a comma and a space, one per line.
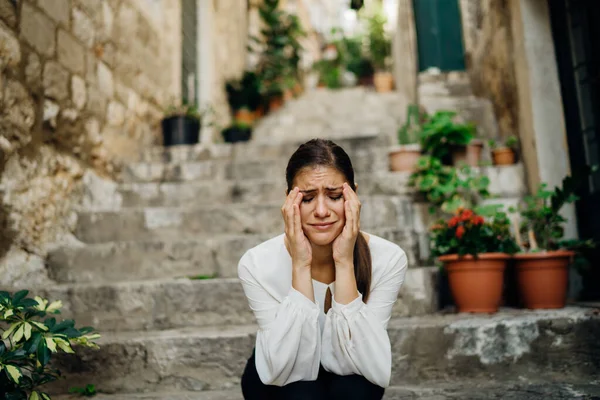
332, 182, 361, 268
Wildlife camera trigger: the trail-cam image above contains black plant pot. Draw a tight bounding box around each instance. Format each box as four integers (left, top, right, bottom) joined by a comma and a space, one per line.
222, 127, 252, 143
161, 115, 200, 146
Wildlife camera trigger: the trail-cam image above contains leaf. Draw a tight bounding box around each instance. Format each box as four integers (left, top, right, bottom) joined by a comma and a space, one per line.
29, 392, 39, 400
23, 322, 32, 341
3, 309, 14, 318
45, 337, 57, 353
13, 324, 25, 342
37, 338, 50, 366
31, 321, 49, 331
5, 364, 22, 383
3, 321, 19, 339
41, 394, 51, 400
13, 290, 29, 305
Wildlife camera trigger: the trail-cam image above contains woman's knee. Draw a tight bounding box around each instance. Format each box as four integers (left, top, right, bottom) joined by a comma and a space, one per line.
327, 374, 385, 400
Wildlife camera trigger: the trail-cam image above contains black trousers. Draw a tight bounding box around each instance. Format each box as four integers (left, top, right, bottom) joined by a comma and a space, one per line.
241, 350, 385, 400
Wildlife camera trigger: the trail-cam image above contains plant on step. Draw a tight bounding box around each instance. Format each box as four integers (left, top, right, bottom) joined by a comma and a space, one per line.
398, 104, 427, 145
68, 384, 97, 397
0, 290, 100, 400
430, 208, 520, 258
364, 6, 391, 72
408, 155, 490, 214
431, 209, 520, 314
419, 111, 476, 160
512, 165, 598, 253
225, 71, 262, 114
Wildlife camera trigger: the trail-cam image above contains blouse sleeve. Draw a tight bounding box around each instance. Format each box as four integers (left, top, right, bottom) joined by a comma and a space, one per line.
238, 251, 321, 386
320, 248, 407, 388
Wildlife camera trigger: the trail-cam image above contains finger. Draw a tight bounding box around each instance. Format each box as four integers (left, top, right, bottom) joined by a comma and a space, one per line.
282, 187, 297, 215
293, 203, 303, 237
344, 200, 353, 234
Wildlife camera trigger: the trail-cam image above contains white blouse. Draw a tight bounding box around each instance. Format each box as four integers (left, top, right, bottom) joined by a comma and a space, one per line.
237, 233, 408, 388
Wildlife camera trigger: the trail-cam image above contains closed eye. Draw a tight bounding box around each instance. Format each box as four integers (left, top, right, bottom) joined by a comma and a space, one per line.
302, 197, 314, 203
330, 195, 343, 201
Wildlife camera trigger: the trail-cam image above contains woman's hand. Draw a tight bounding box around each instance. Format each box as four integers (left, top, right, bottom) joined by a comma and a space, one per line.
332, 183, 361, 269
282, 187, 312, 271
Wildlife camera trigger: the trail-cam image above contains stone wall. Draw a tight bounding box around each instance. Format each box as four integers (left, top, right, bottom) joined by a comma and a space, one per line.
459, 0, 519, 140
0, 0, 181, 286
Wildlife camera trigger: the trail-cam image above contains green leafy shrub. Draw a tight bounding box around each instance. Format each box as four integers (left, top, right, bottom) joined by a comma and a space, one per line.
0, 290, 100, 400
420, 111, 475, 159
409, 155, 490, 214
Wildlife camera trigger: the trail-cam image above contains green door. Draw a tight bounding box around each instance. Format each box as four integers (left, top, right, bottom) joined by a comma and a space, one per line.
412, 0, 466, 72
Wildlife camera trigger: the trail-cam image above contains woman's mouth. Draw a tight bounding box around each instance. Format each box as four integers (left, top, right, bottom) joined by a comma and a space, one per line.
311, 222, 335, 230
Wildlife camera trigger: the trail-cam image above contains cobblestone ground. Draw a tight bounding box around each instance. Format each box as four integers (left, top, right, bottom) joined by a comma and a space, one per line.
387, 382, 600, 400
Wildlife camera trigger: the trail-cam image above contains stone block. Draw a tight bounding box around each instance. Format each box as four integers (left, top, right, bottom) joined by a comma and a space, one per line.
97, 61, 113, 96
43, 61, 69, 101
24, 51, 41, 90
71, 75, 86, 109
72, 7, 95, 47
106, 100, 125, 126
38, 0, 70, 26
0, 0, 17, 28
58, 30, 85, 74
20, 2, 56, 56
3, 79, 35, 132
86, 84, 107, 116
0, 19, 20, 68
45, 308, 600, 394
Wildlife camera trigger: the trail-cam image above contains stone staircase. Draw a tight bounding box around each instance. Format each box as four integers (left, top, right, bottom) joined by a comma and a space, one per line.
36, 134, 599, 399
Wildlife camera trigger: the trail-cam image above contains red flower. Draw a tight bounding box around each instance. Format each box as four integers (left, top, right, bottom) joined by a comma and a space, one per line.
448, 216, 460, 228
461, 210, 474, 221
430, 224, 444, 231
472, 216, 485, 225
456, 225, 466, 239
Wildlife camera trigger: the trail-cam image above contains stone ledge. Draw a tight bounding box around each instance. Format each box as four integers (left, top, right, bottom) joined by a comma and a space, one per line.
47, 308, 600, 394
32, 267, 438, 332
47, 228, 424, 283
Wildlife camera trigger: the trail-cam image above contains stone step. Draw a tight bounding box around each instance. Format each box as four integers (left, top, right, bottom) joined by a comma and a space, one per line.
121, 147, 389, 184
48, 229, 422, 283
39, 267, 438, 332
113, 173, 412, 209
139, 134, 391, 164
100, 164, 525, 210
73, 196, 416, 244
48, 308, 600, 394
55, 380, 600, 400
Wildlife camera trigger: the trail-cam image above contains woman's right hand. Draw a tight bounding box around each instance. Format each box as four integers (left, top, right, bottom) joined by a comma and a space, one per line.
282, 187, 312, 271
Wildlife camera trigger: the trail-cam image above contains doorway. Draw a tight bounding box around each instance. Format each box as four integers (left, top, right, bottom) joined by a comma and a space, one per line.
549, 0, 600, 300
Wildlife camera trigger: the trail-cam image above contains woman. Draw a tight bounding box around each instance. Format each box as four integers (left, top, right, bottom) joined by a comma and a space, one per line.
238, 138, 407, 399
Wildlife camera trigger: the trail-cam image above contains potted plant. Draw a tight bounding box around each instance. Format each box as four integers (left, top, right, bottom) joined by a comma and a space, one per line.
431, 209, 520, 313
161, 103, 212, 147
0, 290, 100, 399
366, 8, 393, 92
512, 167, 596, 309
419, 110, 479, 166
225, 71, 262, 125
408, 155, 491, 214
221, 121, 252, 143
389, 104, 425, 172
488, 135, 519, 166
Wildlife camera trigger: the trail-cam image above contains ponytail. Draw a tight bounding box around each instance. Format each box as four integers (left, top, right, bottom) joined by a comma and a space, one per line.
353, 232, 372, 302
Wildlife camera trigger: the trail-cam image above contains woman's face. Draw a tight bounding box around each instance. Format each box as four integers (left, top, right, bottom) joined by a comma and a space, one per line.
291, 165, 348, 246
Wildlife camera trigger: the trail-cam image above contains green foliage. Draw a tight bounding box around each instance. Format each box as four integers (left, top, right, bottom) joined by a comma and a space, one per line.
225, 71, 262, 112
163, 103, 214, 122
488, 135, 519, 150
253, 0, 306, 96
430, 209, 521, 258
514, 165, 598, 251
409, 155, 490, 214
398, 104, 426, 145
69, 384, 97, 397
0, 291, 100, 400
419, 111, 475, 159
188, 274, 217, 280
365, 8, 391, 71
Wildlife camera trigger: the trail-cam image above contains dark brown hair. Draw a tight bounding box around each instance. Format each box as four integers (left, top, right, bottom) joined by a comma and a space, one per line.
285, 138, 373, 302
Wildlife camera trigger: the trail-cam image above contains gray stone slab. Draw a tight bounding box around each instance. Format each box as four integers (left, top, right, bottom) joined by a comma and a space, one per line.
36, 267, 438, 332
54, 381, 600, 400
46, 308, 600, 394
73, 196, 416, 243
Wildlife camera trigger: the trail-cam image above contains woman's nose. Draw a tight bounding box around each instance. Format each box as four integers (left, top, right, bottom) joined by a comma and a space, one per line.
314, 197, 330, 218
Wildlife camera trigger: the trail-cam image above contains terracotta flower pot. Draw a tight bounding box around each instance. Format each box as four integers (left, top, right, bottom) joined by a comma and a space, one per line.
268, 95, 284, 113
373, 71, 394, 92
452, 140, 484, 167
389, 144, 421, 172
438, 253, 510, 313
234, 108, 255, 125
514, 250, 574, 309
492, 147, 516, 165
